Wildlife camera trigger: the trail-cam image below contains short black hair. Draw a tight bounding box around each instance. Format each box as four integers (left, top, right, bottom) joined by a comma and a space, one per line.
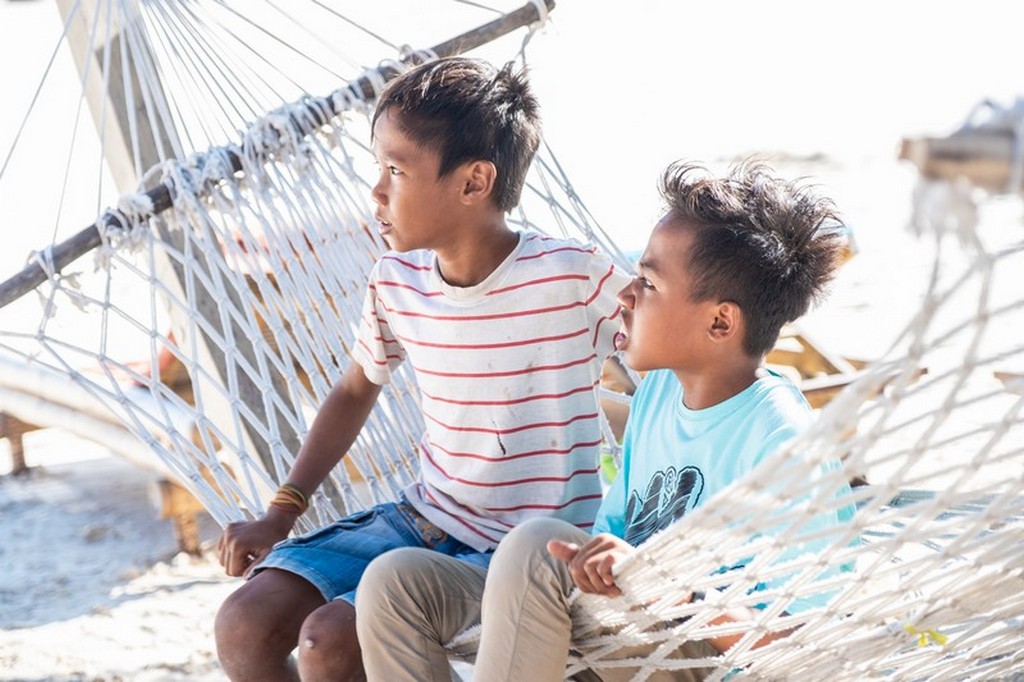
372, 57, 541, 212
660, 160, 844, 357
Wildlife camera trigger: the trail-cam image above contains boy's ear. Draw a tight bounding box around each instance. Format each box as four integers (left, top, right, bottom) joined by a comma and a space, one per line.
459, 160, 497, 205
708, 301, 741, 342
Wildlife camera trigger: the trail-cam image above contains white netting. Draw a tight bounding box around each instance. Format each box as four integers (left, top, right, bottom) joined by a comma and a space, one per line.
564, 180, 1024, 680
1, 2, 1022, 680
0, 0, 634, 534
0, 75, 629, 535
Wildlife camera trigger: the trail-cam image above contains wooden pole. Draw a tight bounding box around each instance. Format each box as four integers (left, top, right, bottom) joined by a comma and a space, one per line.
0, 0, 555, 309
53, 0, 317, 498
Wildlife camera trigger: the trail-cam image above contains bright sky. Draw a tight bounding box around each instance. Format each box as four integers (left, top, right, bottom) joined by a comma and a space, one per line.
527, 1, 1023, 244
1, 0, 1021, 262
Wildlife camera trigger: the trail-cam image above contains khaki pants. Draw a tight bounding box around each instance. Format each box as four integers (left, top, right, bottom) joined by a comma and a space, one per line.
356, 517, 715, 681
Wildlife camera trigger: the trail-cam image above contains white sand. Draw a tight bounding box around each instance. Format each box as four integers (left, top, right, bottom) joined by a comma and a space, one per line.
2, 3, 1022, 681
0, 430, 234, 682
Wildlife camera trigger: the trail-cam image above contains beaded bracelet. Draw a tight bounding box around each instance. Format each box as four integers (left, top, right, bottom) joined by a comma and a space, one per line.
269, 483, 309, 515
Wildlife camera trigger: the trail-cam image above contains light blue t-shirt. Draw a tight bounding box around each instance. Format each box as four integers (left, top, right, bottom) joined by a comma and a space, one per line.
592, 368, 855, 613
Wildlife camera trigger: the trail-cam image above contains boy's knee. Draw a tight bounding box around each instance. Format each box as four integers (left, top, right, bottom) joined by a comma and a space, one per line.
490, 517, 586, 585
356, 544, 432, 606
356, 544, 460, 622
498, 517, 584, 561
300, 600, 356, 641
215, 587, 258, 644
215, 587, 278, 677
298, 601, 363, 681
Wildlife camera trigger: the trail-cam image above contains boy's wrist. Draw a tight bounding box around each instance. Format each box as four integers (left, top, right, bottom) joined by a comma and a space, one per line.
264, 504, 302, 533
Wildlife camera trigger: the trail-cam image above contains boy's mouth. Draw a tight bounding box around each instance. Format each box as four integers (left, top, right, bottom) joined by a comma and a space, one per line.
614, 309, 630, 350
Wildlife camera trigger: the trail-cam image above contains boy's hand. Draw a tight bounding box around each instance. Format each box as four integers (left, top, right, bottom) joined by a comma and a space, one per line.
217, 510, 295, 577
547, 533, 634, 597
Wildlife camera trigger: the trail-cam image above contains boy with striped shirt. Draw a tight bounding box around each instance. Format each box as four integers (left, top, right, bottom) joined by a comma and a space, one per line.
213, 56, 628, 681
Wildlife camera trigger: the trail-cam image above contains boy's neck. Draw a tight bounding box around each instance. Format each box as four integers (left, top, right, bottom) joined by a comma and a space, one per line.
674, 359, 765, 411
435, 220, 519, 288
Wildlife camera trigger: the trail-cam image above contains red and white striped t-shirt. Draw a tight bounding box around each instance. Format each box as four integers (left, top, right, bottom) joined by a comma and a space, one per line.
353, 232, 629, 551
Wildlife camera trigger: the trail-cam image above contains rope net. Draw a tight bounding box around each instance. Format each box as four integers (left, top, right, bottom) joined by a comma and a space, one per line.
0, 0, 630, 534
565, 179, 1024, 680
0, 2, 1022, 680
0, 69, 629, 533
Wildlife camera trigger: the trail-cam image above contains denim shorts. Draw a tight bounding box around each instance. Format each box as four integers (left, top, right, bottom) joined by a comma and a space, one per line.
251, 497, 492, 604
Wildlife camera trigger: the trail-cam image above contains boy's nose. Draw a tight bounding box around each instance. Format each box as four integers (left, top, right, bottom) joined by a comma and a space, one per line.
371, 181, 386, 205
616, 281, 635, 308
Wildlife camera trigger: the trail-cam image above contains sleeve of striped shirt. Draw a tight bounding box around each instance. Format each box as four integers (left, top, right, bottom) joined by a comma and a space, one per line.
351, 265, 406, 386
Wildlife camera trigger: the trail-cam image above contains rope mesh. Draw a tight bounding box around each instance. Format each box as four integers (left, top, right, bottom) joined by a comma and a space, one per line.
560, 180, 1024, 680
1, 2, 1022, 680
1, 86, 627, 532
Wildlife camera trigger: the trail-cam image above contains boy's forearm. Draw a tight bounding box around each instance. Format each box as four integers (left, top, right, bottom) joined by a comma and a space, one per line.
282, 362, 382, 501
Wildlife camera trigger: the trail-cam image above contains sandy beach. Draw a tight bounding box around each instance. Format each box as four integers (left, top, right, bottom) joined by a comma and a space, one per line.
0, 430, 233, 682
2, 2, 1023, 681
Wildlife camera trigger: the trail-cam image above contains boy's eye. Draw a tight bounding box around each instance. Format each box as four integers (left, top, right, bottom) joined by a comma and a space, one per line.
371, 160, 401, 176
638, 277, 655, 290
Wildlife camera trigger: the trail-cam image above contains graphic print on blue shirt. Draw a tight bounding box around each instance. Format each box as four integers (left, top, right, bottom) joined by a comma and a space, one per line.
623, 465, 704, 545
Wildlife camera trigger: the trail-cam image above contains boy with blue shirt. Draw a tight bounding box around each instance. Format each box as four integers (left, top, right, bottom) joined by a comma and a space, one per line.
356, 160, 854, 681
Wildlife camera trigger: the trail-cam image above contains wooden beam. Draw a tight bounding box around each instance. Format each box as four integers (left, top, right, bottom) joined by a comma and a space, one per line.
1, 413, 41, 475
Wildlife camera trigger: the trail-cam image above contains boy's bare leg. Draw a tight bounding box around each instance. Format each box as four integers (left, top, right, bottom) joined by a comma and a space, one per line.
216, 568, 357, 682
297, 600, 366, 682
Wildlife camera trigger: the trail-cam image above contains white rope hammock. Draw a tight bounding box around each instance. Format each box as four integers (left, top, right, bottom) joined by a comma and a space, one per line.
1, 2, 1022, 680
